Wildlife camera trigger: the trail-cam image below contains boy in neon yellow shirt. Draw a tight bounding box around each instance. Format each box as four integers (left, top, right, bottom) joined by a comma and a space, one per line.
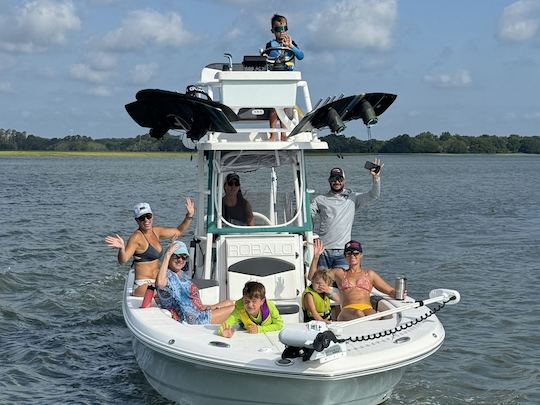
219, 281, 283, 337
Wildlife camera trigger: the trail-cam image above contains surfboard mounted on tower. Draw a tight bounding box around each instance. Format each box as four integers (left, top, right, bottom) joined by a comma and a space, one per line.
125, 87, 239, 141
288, 92, 397, 137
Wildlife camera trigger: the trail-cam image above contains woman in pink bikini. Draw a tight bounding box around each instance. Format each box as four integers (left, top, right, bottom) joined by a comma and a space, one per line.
308, 238, 396, 321
105, 198, 195, 297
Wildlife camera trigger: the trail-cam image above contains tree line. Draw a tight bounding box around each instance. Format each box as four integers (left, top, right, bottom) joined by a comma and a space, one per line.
1, 128, 539, 154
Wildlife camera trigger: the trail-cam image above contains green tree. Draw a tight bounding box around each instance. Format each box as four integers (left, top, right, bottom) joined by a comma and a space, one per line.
380, 134, 414, 153
519, 136, 540, 153
412, 132, 441, 153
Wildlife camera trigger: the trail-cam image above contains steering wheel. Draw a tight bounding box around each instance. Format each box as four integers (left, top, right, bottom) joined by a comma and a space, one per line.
252, 212, 273, 225
261, 46, 295, 64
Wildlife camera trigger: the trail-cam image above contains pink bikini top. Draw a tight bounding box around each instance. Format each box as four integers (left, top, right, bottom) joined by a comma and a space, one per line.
341, 269, 372, 292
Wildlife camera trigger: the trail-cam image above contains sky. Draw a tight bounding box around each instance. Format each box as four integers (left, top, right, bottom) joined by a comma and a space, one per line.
1, 0, 539, 141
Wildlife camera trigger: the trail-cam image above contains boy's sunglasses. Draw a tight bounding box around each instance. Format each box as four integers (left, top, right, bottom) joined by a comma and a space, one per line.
172, 254, 188, 261
344, 250, 361, 257
227, 181, 240, 187
137, 213, 153, 221
273, 25, 288, 33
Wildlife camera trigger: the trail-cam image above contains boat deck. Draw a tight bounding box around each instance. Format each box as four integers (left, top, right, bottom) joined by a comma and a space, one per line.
123, 272, 445, 379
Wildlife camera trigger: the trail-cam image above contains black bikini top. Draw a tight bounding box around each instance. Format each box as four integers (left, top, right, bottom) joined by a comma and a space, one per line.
132, 230, 162, 263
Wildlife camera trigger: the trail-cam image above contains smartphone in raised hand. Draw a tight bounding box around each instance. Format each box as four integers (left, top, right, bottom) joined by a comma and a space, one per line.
364, 160, 381, 174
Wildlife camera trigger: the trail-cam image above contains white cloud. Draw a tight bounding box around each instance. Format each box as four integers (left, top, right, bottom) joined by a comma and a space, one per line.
99, 9, 197, 51
306, 0, 397, 50
85, 52, 118, 71
225, 27, 242, 41
0, 0, 81, 52
70, 63, 110, 83
498, 0, 540, 42
423, 69, 473, 88
522, 111, 540, 120
130, 63, 159, 84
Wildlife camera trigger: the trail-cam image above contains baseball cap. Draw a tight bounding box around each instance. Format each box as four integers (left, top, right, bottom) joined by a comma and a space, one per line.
226, 173, 240, 182
133, 203, 152, 218
173, 241, 189, 256
329, 168, 345, 179
344, 240, 363, 253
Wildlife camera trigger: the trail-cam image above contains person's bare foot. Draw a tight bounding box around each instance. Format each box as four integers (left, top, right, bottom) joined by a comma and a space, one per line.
280, 133, 288, 141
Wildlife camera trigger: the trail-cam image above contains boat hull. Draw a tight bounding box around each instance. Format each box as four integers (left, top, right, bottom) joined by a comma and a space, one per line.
133, 338, 403, 405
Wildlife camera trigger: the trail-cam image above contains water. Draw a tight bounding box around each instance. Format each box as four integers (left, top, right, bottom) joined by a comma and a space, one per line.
1, 154, 539, 404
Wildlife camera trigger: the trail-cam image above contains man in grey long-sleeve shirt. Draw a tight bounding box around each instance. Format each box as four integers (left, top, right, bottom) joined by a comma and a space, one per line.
310, 160, 383, 269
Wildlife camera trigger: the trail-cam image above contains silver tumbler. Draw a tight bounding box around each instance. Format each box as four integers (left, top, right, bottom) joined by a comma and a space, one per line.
395, 277, 407, 300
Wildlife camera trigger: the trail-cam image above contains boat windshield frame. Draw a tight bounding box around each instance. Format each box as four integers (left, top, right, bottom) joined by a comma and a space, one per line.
203, 150, 313, 235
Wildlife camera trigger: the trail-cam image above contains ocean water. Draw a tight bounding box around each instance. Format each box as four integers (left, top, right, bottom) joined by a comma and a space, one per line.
1, 154, 539, 404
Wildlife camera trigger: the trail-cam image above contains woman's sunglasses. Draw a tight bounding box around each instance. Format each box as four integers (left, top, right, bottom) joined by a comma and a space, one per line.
227, 181, 240, 187
172, 254, 188, 261
344, 250, 361, 257
137, 213, 153, 221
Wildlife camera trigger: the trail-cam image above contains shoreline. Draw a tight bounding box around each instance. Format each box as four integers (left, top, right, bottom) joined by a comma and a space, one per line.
0, 151, 534, 157
0, 151, 196, 157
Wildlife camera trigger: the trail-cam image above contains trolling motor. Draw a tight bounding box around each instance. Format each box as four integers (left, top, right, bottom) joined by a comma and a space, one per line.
279, 321, 347, 363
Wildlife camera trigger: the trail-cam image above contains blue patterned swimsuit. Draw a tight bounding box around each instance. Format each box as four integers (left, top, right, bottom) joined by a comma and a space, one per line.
156, 271, 210, 325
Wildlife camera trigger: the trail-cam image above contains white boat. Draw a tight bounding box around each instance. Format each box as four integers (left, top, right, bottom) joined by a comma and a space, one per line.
123, 53, 460, 405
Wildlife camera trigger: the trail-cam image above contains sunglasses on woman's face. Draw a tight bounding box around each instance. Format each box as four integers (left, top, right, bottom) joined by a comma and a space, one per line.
344, 250, 361, 257
227, 181, 240, 187
273, 25, 288, 33
137, 213, 153, 221
172, 254, 188, 261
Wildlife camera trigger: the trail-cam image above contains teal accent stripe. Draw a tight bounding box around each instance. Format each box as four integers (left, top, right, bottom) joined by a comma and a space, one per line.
205, 151, 214, 227
207, 223, 310, 235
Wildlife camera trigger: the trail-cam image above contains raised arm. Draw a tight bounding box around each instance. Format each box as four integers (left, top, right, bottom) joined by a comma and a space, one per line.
156, 243, 176, 288
105, 233, 139, 264
282, 35, 304, 60
354, 159, 383, 209
157, 197, 195, 239
308, 239, 325, 281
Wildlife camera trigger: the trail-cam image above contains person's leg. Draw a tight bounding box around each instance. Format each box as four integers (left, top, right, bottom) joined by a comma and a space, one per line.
269, 109, 278, 141
279, 108, 290, 140
337, 308, 365, 321
363, 307, 376, 316
210, 306, 235, 324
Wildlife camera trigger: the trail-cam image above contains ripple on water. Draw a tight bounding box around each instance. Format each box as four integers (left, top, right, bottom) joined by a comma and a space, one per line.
1, 154, 539, 404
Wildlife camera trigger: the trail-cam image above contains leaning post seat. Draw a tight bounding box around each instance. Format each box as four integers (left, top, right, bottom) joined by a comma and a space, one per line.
221, 234, 305, 323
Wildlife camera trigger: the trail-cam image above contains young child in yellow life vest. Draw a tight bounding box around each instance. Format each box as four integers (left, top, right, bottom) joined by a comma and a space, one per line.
302, 269, 338, 323
219, 281, 283, 338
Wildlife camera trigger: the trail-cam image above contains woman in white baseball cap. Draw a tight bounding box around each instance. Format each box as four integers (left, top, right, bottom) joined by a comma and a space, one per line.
105, 198, 195, 296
